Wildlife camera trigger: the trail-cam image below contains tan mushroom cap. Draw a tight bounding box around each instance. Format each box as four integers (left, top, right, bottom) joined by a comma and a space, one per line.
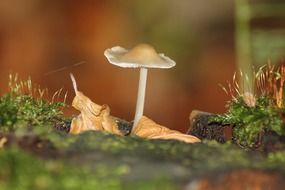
104, 43, 176, 69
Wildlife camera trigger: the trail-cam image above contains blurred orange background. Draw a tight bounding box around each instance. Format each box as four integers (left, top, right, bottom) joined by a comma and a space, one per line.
0, 0, 236, 131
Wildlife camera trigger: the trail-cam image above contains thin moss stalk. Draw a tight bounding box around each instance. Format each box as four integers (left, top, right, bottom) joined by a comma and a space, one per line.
0, 75, 66, 131
212, 64, 285, 148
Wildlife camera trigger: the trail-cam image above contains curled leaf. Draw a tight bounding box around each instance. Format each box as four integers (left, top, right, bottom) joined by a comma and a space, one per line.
132, 116, 200, 144
69, 74, 121, 135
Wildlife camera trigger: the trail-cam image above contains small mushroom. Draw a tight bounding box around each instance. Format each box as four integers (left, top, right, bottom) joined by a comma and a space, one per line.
104, 43, 176, 128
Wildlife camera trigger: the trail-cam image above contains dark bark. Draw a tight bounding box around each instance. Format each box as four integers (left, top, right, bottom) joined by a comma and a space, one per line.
187, 110, 232, 143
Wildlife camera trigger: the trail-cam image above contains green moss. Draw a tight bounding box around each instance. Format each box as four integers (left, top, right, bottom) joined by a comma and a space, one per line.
266, 151, 285, 166
0, 148, 176, 190
210, 96, 285, 147
46, 131, 253, 173
0, 75, 66, 132
0, 94, 65, 130
1, 123, 285, 189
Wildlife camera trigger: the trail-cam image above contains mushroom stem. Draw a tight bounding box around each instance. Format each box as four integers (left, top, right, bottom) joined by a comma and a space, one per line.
133, 68, 148, 128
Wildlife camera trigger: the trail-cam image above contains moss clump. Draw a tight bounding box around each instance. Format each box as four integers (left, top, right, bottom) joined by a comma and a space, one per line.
0, 75, 67, 132
0, 94, 65, 130
210, 96, 285, 148
209, 64, 285, 148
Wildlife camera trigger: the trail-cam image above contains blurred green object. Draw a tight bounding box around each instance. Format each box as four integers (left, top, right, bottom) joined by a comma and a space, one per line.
252, 29, 285, 66
0, 148, 175, 190
251, 3, 285, 19
235, 0, 252, 93
235, 0, 285, 92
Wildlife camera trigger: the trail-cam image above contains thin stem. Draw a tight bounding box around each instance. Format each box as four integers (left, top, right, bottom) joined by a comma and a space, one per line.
133, 68, 148, 128
235, 0, 253, 93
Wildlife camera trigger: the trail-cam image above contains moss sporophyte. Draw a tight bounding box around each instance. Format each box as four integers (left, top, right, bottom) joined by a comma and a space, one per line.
210, 64, 285, 148
0, 74, 67, 131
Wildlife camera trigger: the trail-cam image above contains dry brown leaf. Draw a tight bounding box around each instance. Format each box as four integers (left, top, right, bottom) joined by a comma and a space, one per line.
69, 74, 122, 135
132, 116, 200, 143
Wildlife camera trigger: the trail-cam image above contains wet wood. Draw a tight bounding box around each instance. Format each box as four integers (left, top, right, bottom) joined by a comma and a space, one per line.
187, 110, 232, 143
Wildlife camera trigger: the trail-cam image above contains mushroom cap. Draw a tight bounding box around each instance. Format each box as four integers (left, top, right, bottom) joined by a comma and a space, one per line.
104, 43, 176, 69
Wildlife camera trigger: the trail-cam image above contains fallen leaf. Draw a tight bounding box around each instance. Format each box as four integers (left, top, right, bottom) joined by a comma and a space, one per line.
69, 74, 122, 135
132, 116, 200, 143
